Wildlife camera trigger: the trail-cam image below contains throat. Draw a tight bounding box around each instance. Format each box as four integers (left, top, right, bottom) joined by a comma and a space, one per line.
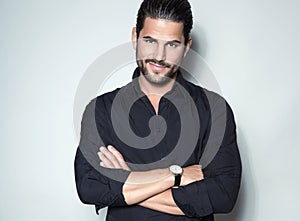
147, 95, 161, 115
138, 72, 175, 115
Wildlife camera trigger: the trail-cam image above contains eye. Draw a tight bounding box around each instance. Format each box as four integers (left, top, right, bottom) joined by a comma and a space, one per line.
144, 39, 156, 44
167, 42, 179, 48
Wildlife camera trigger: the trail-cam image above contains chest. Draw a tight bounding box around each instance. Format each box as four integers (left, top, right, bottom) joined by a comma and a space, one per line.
98, 97, 208, 168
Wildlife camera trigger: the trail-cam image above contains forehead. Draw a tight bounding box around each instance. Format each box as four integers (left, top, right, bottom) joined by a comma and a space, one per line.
140, 17, 184, 41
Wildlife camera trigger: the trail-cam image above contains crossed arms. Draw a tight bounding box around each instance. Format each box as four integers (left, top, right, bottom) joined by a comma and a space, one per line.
98, 145, 204, 215
74, 97, 242, 218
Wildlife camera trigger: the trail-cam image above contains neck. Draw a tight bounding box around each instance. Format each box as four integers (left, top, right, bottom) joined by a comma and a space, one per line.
138, 73, 176, 115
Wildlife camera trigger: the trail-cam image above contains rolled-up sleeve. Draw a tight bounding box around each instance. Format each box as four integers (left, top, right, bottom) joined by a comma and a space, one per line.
172, 100, 242, 218
74, 98, 129, 212
75, 149, 128, 208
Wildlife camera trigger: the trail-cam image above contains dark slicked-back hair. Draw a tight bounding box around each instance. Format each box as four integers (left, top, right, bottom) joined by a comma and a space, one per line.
136, 0, 193, 45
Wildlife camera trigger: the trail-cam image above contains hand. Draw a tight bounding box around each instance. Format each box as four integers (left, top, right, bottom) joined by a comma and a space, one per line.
180, 164, 204, 186
98, 145, 130, 171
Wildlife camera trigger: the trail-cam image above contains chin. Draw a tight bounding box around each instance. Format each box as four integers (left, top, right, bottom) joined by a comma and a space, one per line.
144, 72, 175, 86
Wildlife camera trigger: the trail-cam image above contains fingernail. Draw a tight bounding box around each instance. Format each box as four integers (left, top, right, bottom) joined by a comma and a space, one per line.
108, 145, 113, 150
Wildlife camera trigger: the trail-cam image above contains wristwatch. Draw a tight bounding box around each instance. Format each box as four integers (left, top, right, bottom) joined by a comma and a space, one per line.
169, 165, 183, 187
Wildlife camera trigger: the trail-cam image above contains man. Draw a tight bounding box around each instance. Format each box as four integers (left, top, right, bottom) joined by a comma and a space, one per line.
75, 0, 242, 220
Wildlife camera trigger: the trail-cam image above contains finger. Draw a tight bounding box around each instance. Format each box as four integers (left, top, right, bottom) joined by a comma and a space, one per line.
100, 147, 121, 169
108, 145, 130, 171
100, 146, 122, 168
118, 159, 130, 171
98, 151, 114, 168
108, 145, 125, 161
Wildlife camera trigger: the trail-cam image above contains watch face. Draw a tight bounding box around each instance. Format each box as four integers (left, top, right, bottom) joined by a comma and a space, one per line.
170, 165, 183, 175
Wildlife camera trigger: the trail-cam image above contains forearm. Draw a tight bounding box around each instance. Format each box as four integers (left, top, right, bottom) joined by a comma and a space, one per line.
99, 146, 204, 208
139, 189, 184, 215
123, 168, 174, 205
133, 164, 205, 215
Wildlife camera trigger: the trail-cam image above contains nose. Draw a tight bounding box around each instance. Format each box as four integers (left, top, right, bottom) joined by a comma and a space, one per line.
153, 43, 166, 61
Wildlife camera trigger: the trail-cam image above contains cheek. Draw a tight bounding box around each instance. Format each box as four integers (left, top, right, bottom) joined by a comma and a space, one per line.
165, 48, 185, 65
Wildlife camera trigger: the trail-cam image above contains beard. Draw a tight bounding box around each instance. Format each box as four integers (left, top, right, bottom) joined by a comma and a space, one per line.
137, 58, 180, 86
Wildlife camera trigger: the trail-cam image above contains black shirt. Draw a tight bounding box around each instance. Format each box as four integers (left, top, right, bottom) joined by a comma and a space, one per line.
74, 68, 242, 221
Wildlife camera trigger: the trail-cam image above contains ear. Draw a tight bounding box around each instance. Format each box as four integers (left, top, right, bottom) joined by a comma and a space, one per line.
131, 27, 137, 50
183, 37, 192, 58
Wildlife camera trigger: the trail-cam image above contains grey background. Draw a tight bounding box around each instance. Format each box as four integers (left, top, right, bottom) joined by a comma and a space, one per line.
1, 0, 299, 220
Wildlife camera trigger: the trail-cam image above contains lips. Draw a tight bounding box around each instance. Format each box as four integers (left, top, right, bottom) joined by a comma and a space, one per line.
149, 62, 167, 72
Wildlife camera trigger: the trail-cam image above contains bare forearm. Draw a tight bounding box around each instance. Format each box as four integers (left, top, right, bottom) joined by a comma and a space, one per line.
139, 189, 184, 215
123, 168, 174, 205
98, 146, 204, 209
137, 164, 205, 215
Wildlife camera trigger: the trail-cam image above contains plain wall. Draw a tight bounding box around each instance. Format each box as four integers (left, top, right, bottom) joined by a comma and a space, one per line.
1, 0, 299, 220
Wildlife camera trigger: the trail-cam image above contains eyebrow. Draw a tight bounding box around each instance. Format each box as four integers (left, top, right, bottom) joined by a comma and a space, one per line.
142, 36, 182, 44
143, 36, 157, 41
167, 40, 182, 44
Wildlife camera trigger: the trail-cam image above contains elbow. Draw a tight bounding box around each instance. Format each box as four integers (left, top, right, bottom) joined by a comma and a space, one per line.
219, 198, 236, 213
76, 183, 92, 205
75, 178, 117, 209
76, 178, 99, 205
214, 177, 241, 214
215, 192, 238, 214
78, 193, 90, 205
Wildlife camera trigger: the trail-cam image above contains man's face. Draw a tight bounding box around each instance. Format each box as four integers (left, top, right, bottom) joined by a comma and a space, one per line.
133, 17, 191, 86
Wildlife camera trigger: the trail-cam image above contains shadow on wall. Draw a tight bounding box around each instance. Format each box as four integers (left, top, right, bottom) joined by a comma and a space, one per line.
188, 27, 256, 220
190, 24, 208, 58
215, 129, 256, 221
182, 25, 221, 95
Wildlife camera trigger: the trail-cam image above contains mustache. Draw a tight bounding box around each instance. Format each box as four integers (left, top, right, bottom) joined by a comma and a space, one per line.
145, 59, 171, 68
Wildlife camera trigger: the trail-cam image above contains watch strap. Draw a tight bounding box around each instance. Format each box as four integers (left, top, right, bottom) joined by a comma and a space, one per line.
174, 174, 182, 187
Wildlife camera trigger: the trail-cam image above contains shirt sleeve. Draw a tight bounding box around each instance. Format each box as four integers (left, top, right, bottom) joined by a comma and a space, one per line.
74, 98, 129, 212
171, 98, 242, 218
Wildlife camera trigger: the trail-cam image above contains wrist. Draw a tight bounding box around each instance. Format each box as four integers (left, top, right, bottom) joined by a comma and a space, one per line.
160, 168, 174, 187
169, 165, 183, 187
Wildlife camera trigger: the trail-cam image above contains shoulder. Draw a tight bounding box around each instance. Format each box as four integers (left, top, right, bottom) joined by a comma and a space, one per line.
183, 79, 224, 107
182, 78, 235, 119
95, 88, 121, 109
81, 88, 121, 119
